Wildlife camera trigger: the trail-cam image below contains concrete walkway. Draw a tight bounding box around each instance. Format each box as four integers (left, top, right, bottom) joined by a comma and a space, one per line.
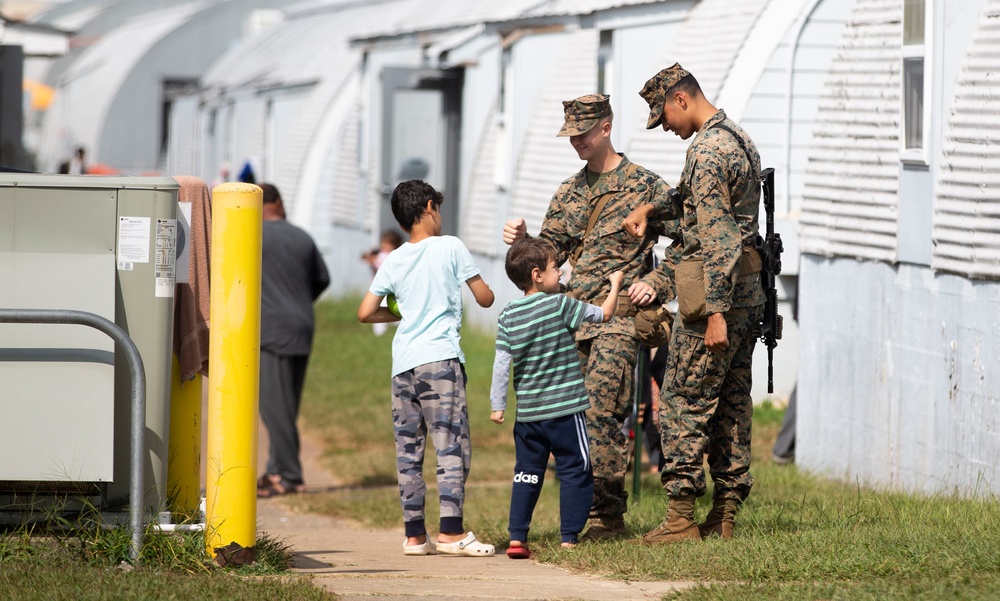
255, 428, 695, 601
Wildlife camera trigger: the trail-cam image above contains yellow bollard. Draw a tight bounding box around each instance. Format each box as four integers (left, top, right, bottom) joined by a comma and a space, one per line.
168, 356, 202, 518
205, 182, 262, 564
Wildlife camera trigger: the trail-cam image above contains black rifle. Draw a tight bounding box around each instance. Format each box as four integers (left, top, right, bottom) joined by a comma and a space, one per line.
755, 167, 783, 393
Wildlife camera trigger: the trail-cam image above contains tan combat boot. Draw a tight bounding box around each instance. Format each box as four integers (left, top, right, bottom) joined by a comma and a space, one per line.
698, 498, 739, 539
580, 515, 627, 541
642, 497, 701, 544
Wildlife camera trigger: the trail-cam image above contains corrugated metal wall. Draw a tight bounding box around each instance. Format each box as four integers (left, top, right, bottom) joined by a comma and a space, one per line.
231, 96, 267, 181
933, 0, 1000, 281
523, 0, 666, 16
627, 0, 771, 185
509, 28, 600, 236
799, 255, 1000, 496
462, 105, 501, 255
798, 0, 901, 262
166, 95, 199, 176
329, 105, 364, 228
268, 5, 393, 219
36, 3, 197, 172
740, 0, 857, 217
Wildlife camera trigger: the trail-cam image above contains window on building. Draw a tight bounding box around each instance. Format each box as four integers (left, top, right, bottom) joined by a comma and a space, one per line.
901, 0, 930, 162
597, 30, 612, 95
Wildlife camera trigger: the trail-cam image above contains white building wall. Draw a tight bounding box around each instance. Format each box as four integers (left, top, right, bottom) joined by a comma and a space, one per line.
359, 44, 423, 236
798, 256, 1000, 494
462, 28, 603, 331
607, 14, 689, 155
166, 95, 199, 177
456, 38, 504, 257
509, 29, 601, 240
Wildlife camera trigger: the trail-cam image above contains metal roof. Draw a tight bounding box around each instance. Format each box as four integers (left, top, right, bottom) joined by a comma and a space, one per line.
34, 0, 112, 31
799, 0, 901, 263
350, 0, 677, 40
519, 0, 667, 18
350, 0, 547, 41
202, 0, 416, 89
933, 0, 1000, 280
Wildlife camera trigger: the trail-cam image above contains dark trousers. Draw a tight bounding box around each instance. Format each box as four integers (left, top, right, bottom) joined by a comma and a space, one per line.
772, 384, 797, 459
509, 411, 594, 545
259, 350, 309, 486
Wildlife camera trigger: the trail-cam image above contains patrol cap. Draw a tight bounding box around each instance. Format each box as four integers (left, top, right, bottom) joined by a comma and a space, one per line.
557, 94, 612, 137
639, 63, 691, 129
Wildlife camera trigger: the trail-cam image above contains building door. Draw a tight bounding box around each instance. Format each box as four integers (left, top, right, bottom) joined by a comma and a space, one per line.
380, 67, 463, 237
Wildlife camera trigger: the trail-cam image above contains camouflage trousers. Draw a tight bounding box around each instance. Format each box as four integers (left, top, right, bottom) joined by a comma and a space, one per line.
658, 305, 763, 501
578, 333, 638, 519
391, 358, 471, 532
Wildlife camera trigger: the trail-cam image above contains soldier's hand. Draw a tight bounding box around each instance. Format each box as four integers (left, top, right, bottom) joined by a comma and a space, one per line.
705, 313, 729, 352
490, 410, 505, 425
628, 282, 656, 306
623, 204, 654, 237
503, 219, 527, 245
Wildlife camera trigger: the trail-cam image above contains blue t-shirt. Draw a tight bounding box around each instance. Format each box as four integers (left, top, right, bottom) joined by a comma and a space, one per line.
370, 235, 481, 376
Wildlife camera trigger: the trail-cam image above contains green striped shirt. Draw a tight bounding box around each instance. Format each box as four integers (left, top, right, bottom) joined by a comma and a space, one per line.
493, 293, 596, 422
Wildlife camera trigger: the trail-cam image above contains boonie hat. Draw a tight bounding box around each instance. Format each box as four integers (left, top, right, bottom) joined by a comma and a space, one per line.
557, 94, 612, 137
639, 63, 691, 129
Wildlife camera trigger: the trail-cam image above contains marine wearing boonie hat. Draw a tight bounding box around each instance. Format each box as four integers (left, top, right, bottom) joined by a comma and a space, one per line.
639, 63, 691, 129
557, 94, 612, 136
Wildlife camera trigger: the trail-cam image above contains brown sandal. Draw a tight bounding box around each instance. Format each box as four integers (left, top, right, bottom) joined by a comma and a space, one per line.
257, 474, 280, 489
256, 478, 305, 498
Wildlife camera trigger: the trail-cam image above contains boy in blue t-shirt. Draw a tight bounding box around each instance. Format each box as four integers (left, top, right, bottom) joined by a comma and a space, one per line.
358, 180, 496, 557
490, 238, 623, 558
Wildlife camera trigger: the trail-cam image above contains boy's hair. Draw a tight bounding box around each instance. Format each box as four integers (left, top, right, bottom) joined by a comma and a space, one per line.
506, 238, 556, 292
381, 229, 404, 249
391, 180, 442, 232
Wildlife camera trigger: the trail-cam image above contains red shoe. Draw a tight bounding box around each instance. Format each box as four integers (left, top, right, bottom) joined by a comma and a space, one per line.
505, 545, 531, 559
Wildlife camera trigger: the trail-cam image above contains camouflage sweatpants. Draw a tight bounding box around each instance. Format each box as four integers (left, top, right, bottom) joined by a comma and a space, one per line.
391, 358, 471, 531
658, 305, 763, 501
578, 333, 638, 519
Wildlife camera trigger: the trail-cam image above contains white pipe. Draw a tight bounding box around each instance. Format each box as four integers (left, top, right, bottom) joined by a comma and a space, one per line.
783, 0, 824, 216
153, 523, 205, 533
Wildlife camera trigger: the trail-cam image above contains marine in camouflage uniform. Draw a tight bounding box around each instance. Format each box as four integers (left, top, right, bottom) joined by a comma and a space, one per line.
629, 64, 764, 543
503, 94, 677, 538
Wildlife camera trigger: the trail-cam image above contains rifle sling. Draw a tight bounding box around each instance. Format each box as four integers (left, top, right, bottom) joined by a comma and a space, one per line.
570, 162, 640, 267
709, 122, 761, 180
709, 122, 765, 275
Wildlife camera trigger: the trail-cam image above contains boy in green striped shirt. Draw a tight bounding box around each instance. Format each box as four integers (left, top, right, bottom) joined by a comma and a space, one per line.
490, 238, 623, 557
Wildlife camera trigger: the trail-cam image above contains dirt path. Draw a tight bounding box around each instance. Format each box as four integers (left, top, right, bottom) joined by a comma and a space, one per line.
255, 426, 695, 600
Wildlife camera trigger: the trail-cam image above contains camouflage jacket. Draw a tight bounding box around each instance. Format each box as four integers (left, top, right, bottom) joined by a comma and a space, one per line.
653, 110, 764, 318
538, 154, 676, 340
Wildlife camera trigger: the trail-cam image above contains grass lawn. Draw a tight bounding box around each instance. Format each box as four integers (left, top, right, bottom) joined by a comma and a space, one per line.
0, 527, 334, 600
294, 297, 1000, 601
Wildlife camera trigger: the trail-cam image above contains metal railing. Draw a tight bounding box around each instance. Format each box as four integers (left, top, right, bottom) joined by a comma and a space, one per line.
0, 309, 146, 565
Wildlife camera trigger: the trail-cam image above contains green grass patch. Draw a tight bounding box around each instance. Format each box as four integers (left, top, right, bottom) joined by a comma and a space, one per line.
297, 297, 1000, 601
0, 550, 332, 601
0, 510, 332, 599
